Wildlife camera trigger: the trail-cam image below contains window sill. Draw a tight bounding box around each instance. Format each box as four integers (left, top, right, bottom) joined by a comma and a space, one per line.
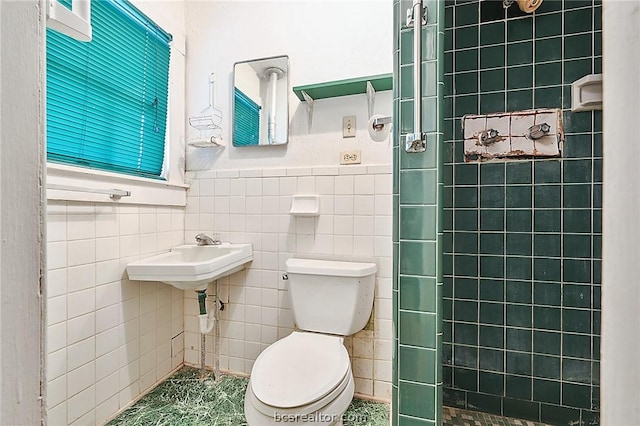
46, 163, 188, 206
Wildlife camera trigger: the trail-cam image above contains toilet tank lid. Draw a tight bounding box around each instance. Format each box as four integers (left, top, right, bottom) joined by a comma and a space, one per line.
286, 258, 376, 277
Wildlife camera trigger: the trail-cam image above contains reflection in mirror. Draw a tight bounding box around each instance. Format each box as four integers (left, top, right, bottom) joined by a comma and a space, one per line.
233, 55, 289, 147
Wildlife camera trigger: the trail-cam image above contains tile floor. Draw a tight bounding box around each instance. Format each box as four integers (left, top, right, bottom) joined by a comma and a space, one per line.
442, 407, 550, 426
106, 367, 549, 426
106, 367, 388, 426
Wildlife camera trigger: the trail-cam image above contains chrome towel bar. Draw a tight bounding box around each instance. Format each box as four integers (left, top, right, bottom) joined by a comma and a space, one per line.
48, 184, 131, 200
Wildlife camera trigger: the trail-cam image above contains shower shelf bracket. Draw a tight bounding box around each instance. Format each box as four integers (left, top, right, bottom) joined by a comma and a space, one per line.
301, 90, 314, 133
366, 81, 375, 119
292, 73, 392, 130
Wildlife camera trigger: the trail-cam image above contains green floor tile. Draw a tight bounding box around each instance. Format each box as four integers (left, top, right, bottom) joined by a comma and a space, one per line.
107, 367, 390, 426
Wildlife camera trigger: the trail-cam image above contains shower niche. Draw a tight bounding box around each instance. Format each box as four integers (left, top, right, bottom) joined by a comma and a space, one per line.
232, 55, 289, 147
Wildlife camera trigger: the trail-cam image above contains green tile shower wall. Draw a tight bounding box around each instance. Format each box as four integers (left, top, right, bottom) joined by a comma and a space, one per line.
443, 0, 601, 424
393, 0, 444, 425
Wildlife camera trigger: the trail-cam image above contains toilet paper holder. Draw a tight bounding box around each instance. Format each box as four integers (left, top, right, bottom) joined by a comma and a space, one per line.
371, 116, 392, 129
368, 115, 392, 142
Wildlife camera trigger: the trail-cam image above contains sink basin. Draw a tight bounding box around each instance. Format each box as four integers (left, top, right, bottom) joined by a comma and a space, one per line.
126, 243, 253, 291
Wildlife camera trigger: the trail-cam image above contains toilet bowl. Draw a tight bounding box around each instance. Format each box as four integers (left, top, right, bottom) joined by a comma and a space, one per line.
244, 258, 377, 426
244, 332, 354, 425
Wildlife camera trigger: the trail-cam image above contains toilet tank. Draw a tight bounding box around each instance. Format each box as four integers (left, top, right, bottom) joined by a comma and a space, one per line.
285, 258, 377, 336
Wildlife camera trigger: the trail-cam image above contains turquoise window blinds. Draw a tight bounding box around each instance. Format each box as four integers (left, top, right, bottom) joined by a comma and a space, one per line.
233, 88, 261, 147
46, 0, 172, 178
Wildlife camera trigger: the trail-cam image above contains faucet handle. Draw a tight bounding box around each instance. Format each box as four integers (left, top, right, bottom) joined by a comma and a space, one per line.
478, 128, 500, 146
527, 123, 551, 140
195, 232, 222, 245
195, 233, 211, 245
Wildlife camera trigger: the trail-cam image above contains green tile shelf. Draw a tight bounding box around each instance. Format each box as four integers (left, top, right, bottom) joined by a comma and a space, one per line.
292, 73, 392, 101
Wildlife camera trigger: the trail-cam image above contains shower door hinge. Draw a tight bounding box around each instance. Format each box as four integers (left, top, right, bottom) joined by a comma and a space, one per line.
406, 1, 428, 27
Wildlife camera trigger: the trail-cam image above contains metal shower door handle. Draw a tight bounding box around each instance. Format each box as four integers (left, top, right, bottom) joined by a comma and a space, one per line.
404, 0, 428, 153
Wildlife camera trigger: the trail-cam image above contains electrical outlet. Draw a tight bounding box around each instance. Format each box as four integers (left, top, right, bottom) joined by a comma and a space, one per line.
343, 115, 356, 138
340, 150, 361, 165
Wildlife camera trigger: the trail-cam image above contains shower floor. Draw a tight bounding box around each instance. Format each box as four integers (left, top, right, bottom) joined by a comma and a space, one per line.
105, 367, 547, 426
442, 406, 550, 426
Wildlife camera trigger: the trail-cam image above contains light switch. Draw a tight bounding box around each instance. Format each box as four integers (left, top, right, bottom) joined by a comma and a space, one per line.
343, 116, 356, 138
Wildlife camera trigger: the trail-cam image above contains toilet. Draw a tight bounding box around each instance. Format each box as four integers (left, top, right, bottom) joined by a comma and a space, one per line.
244, 257, 377, 426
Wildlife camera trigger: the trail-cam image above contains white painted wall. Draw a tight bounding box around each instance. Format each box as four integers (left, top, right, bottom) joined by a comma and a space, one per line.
601, 0, 640, 423
184, 0, 393, 170
0, 1, 46, 424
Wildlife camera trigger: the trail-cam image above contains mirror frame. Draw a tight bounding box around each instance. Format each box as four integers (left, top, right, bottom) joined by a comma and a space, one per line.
232, 55, 290, 147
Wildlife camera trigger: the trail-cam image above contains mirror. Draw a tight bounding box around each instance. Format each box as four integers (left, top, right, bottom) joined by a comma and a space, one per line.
233, 55, 289, 147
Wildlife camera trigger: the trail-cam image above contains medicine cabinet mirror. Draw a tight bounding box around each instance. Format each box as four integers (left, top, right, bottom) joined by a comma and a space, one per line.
232, 55, 289, 147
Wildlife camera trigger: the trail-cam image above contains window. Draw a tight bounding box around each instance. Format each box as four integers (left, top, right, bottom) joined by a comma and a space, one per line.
46, 0, 172, 179
233, 87, 261, 147
47, 0, 92, 42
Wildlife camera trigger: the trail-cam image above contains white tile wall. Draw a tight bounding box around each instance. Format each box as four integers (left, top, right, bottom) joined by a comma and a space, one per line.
183, 165, 393, 401
46, 202, 186, 425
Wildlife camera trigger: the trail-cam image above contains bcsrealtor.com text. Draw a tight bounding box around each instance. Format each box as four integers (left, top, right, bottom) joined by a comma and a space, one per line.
274, 412, 368, 423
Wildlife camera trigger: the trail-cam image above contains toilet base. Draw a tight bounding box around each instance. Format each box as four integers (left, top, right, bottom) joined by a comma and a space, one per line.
244, 373, 355, 426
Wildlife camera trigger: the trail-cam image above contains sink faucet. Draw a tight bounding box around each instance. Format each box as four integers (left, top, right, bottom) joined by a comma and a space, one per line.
195, 233, 221, 246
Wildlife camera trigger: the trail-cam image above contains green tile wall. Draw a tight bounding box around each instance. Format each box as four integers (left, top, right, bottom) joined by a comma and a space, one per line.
442, 0, 601, 424
393, 0, 444, 424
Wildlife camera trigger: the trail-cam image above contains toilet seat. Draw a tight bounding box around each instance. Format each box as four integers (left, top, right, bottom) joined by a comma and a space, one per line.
250, 332, 351, 412
245, 373, 355, 425
248, 369, 352, 418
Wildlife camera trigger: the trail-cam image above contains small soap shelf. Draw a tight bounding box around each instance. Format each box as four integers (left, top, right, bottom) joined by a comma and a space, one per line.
289, 195, 320, 217
292, 73, 392, 101
187, 136, 225, 148
571, 74, 603, 112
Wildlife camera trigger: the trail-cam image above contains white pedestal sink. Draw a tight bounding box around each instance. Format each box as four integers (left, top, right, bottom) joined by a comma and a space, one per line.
126, 243, 253, 291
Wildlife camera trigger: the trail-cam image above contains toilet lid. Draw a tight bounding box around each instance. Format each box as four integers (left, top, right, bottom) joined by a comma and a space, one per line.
251, 332, 350, 408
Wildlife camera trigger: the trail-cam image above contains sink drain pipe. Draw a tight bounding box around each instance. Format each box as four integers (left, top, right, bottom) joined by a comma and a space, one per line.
196, 289, 215, 379
195, 282, 222, 380
197, 290, 215, 333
